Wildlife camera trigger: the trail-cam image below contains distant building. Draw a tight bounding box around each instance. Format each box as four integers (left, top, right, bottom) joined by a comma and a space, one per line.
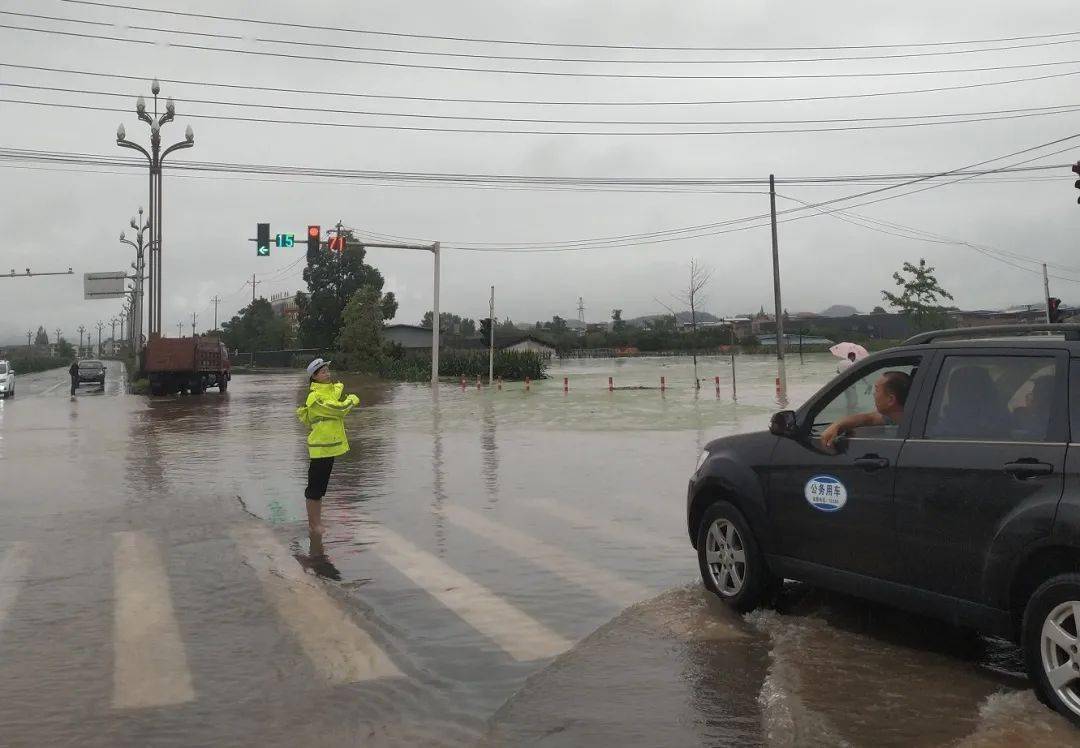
269, 291, 299, 322
758, 333, 836, 347
497, 334, 556, 358
384, 324, 438, 349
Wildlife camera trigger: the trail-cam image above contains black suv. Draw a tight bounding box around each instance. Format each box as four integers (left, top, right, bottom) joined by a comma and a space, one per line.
688, 325, 1080, 724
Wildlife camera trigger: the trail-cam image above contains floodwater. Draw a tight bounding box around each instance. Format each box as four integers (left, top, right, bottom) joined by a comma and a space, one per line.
0, 355, 1075, 745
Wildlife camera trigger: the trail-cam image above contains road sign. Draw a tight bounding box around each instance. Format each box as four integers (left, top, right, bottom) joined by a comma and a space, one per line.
275, 233, 295, 248
84, 271, 127, 299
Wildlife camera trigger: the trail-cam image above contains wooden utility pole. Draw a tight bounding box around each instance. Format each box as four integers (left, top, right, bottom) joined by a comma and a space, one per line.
245, 274, 262, 305
769, 174, 787, 398
489, 285, 495, 384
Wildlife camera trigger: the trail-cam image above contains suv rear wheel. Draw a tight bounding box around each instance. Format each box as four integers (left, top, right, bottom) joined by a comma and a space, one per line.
696, 501, 776, 613
1023, 574, 1080, 726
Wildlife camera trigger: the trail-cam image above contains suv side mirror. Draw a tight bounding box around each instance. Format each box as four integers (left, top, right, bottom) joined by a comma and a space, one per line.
770, 410, 798, 437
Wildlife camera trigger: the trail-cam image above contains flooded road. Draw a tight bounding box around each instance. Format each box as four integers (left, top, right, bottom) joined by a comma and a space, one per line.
0, 356, 1075, 745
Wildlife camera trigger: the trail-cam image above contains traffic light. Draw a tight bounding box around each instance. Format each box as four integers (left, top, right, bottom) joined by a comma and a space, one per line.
1049, 297, 1063, 323
256, 223, 270, 257
307, 225, 320, 262
328, 235, 346, 252
479, 317, 493, 342
1073, 162, 1080, 204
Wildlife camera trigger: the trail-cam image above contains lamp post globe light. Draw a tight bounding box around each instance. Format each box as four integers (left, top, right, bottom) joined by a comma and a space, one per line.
115, 79, 194, 340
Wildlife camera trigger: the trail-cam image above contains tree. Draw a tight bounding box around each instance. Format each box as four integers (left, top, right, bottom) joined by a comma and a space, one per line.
871, 306, 887, 315
221, 298, 293, 352
882, 258, 954, 331
611, 309, 626, 333
297, 228, 396, 349
496, 318, 518, 336
56, 338, 74, 358
34, 326, 48, 346
674, 260, 713, 389
336, 286, 385, 372
420, 312, 476, 337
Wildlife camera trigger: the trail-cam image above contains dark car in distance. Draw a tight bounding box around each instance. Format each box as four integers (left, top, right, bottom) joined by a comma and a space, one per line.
75, 359, 106, 387
687, 324, 1080, 725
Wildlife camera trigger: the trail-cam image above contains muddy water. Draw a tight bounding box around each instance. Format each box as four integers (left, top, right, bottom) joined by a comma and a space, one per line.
0, 356, 1076, 745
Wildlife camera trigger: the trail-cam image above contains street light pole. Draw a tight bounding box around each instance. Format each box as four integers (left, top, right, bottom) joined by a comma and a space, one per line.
77, 325, 86, 355
116, 79, 194, 339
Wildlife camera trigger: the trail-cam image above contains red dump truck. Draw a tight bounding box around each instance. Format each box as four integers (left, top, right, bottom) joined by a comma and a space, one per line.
142, 335, 231, 396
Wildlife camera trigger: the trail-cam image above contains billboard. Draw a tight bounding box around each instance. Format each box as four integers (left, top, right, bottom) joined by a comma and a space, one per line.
84, 271, 127, 300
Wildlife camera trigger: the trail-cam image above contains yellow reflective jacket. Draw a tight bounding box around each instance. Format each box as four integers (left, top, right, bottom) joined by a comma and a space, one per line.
296, 381, 359, 458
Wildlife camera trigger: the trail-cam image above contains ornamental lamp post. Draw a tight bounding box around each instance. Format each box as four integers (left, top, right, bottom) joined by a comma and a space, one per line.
115, 80, 194, 340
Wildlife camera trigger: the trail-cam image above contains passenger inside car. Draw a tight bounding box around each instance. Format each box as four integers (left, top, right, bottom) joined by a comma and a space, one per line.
819, 371, 911, 449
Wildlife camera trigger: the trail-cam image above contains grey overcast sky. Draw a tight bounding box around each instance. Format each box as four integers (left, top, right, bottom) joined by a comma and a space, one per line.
2, 0, 1080, 344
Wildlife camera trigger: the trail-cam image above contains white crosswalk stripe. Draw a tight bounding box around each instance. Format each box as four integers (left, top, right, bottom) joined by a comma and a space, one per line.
445, 505, 653, 608
0, 542, 31, 635
231, 526, 402, 684
529, 497, 682, 549
372, 526, 572, 662
112, 531, 195, 709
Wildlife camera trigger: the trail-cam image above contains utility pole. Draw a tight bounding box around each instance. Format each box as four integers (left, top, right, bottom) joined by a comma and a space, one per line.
96, 321, 104, 356
245, 274, 262, 305
55, 328, 61, 348
577, 296, 585, 326
119, 314, 125, 346
110, 317, 118, 348
26, 330, 32, 350
489, 285, 495, 384
1043, 263, 1053, 323
769, 174, 787, 396
191, 312, 198, 336
211, 295, 220, 331
177, 322, 183, 337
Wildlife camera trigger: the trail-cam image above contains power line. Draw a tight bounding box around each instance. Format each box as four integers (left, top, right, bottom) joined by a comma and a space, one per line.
6, 95, 1080, 136
0, 146, 1068, 189
56, 1, 1080, 53
5, 61, 1080, 108
349, 134, 1080, 250
6, 22, 1080, 81
8, 81, 1080, 127
7, 10, 1079, 65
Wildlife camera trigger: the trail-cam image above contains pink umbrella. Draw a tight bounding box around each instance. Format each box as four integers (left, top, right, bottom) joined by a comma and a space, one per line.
830, 341, 869, 360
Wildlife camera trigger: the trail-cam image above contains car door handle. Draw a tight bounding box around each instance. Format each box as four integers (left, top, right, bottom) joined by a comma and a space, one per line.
854, 455, 890, 471
1003, 461, 1054, 479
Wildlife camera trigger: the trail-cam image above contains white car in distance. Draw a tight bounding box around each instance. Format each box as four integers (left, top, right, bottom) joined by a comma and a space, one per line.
0, 360, 13, 398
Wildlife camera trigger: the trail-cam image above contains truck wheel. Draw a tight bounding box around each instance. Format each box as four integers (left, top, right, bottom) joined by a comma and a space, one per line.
696, 500, 777, 613
149, 380, 164, 396
1023, 574, 1080, 726
218, 377, 228, 392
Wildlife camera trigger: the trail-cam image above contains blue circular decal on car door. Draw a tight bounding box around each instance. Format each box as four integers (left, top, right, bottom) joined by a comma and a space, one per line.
804, 475, 848, 512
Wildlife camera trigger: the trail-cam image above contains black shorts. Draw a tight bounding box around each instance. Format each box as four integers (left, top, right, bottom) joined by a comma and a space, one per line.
305, 457, 335, 500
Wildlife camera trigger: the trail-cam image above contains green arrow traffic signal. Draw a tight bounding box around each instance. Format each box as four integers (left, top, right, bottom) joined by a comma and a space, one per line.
257, 244, 270, 256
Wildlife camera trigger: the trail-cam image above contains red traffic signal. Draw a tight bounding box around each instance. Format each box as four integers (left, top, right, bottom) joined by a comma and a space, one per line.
306, 225, 321, 262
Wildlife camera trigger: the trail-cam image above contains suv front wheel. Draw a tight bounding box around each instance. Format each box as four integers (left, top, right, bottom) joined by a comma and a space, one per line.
696, 501, 777, 613
1023, 573, 1080, 726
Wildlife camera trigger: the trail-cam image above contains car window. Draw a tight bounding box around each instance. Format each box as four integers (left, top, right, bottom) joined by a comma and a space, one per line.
924, 355, 1057, 442
0, 364, 7, 374
811, 358, 920, 439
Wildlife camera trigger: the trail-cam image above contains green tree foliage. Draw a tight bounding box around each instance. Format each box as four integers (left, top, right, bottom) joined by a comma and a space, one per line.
34, 326, 49, 346
881, 258, 954, 331
297, 229, 397, 349
382, 349, 546, 382
420, 311, 476, 337
335, 286, 386, 373
56, 338, 74, 358
611, 309, 626, 333
220, 298, 294, 352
